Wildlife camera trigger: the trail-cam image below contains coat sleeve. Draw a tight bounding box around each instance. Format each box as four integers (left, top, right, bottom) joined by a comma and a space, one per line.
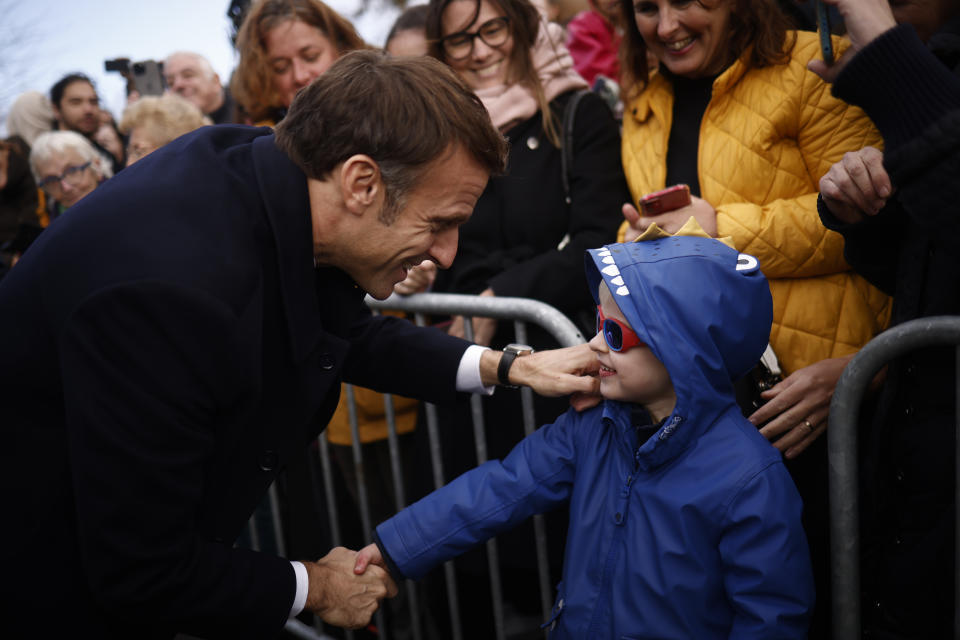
59, 282, 295, 639
339, 305, 471, 405
715, 37, 883, 280
487, 92, 630, 315
375, 409, 584, 580
831, 24, 960, 251
718, 462, 814, 639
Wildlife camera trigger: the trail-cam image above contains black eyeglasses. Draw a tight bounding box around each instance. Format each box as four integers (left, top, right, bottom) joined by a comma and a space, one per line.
38, 162, 92, 192
441, 16, 511, 60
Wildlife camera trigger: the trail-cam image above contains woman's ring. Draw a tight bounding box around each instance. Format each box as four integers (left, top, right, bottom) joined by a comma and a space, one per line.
802, 419, 813, 431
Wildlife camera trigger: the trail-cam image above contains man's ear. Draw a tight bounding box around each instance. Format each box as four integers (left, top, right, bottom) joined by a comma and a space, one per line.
339, 154, 382, 216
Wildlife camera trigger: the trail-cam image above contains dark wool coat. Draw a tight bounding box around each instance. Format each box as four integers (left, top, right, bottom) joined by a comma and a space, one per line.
819, 23, 960, 637
0, 126, 469, 639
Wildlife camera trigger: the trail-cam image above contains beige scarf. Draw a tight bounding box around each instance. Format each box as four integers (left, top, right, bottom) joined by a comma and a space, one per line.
477, 20, 588, 132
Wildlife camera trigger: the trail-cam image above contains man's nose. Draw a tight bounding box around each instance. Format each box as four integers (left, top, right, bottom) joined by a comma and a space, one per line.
429, 228, 459, 270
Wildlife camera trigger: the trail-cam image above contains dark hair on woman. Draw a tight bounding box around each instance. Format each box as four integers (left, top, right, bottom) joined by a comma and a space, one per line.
618, 0, 796, 100
386, 3, 430, 47
232, 0, 369, 122
425, 0, 564, 147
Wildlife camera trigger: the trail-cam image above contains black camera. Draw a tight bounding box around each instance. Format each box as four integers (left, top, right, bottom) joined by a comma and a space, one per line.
105, 58, 166, 97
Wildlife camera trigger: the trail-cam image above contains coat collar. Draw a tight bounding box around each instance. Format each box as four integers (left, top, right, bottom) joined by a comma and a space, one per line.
250, 133, 322, 363
627, 51, 752, 126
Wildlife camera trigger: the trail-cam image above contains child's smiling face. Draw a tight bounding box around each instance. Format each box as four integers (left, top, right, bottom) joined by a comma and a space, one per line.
590, 282, 676, 421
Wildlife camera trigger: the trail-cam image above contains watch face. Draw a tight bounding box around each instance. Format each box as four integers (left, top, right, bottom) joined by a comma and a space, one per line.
505, 343, 534, 355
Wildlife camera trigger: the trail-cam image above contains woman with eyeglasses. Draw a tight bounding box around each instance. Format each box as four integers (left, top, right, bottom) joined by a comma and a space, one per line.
29, 131, 111, 218
394, 1, 628, 637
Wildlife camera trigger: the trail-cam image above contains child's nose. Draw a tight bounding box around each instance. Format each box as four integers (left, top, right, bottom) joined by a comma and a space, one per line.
588, 330, 608, 353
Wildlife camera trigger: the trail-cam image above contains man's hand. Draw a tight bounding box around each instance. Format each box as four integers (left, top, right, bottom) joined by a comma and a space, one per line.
481, 343, 600, 397
304, 547, 398, 629
807, 0, 897, 81
820, 147, 893, 223
394, 260, 437, 296
623, 197, 718, 239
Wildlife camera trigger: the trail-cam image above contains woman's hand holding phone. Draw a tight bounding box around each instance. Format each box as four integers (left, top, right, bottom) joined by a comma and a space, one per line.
623, 188, 718, 239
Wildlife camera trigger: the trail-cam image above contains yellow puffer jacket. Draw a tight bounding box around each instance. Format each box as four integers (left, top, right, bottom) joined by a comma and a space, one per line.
619, 31, 891, 375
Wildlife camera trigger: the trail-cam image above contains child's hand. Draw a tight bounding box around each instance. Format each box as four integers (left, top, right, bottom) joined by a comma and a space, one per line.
354, 543, 385, 575
394, 260, 437, 295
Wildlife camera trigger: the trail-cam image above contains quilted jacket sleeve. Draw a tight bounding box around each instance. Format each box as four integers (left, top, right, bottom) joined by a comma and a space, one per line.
375, 410, 582, 580
715, 36, 883, 280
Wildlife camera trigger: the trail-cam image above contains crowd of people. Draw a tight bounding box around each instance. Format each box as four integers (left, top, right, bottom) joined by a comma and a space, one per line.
1, 0, 958, 638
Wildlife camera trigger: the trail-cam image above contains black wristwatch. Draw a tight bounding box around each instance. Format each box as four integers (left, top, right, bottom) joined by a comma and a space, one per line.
497, 343, 534, 388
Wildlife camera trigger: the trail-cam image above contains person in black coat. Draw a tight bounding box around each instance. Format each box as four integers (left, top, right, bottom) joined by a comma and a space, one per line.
813, 0, 960, 636
0, 51, 598, 640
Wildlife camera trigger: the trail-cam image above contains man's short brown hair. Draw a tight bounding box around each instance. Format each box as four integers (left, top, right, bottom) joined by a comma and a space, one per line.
274, 49, 507, 222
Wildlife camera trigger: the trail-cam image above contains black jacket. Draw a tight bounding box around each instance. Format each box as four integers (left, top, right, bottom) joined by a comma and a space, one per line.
0, 126, 469, 639
819, 24, 960, 636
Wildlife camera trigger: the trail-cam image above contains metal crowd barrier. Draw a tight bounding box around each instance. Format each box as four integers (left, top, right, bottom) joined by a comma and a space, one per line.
247, 293, 586, 640
828, 316, 960, 639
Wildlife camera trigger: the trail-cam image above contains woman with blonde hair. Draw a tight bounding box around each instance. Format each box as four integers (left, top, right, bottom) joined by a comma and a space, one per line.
119, 94, 209, 166
232, 0, 367, 124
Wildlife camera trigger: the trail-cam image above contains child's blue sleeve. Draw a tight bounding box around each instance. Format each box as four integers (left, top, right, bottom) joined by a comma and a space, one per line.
375, 406, 587, 581
719, 461, 815, 639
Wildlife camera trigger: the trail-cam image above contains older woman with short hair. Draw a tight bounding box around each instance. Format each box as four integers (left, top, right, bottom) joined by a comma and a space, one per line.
30, 131, 111, 216
232, 0, 368, 125
119, 94, 209, 166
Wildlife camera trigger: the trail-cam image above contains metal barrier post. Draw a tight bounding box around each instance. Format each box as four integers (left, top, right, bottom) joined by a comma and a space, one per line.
829, 316, 960, 640
515, 320, 554, 634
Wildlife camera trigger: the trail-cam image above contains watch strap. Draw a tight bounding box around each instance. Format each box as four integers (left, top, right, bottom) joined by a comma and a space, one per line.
497, 349, 519, 388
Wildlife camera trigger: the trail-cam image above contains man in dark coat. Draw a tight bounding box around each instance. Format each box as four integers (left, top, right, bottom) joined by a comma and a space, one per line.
0, 51, 597, 639
814, 0, 960, 636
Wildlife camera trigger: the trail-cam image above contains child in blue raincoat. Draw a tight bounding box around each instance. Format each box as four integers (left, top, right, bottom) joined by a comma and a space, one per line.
356, 234, 814, 638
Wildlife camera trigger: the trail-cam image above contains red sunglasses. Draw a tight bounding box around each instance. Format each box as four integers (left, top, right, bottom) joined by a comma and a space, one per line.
596, 305, 644, 352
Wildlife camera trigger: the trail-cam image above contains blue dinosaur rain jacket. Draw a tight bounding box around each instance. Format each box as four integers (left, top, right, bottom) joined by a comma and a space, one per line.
376, 237, 814, 638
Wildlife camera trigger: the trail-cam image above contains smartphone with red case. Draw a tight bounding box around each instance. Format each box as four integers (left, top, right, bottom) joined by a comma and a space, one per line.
639, 184, 691, 216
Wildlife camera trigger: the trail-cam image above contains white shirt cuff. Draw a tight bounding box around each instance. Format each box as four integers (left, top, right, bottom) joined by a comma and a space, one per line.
289, 561, 308, 617
456, 345, 495, 395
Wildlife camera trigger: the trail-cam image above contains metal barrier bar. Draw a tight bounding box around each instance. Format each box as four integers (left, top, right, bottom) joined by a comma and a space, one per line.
366, 292, 586, 348
828, 316, 960, 640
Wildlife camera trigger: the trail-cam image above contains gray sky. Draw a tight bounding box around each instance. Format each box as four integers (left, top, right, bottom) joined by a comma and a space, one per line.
0, 0, 404, 135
